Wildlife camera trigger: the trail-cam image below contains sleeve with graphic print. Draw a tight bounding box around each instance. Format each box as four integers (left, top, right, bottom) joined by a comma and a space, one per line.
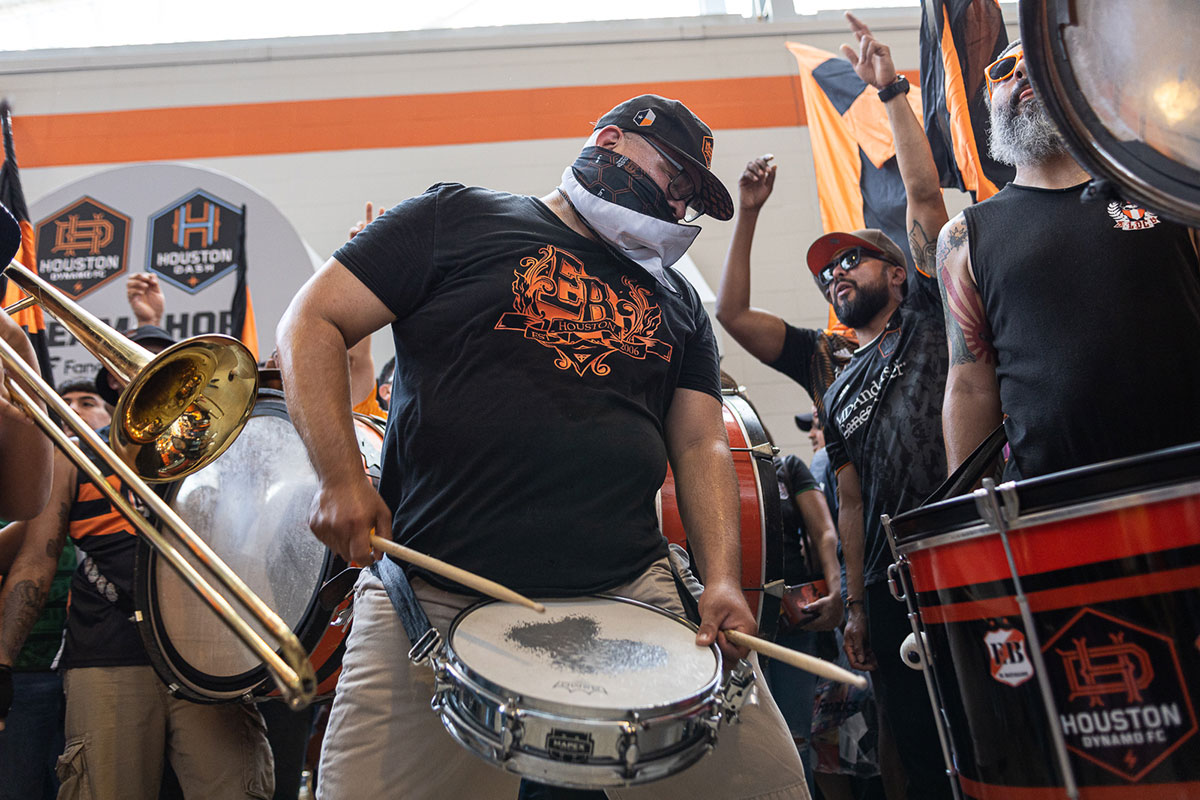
333, 183, 445, 319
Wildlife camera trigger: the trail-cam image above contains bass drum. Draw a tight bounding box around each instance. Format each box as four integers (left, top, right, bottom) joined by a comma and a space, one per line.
887, 443, 1200, 798
658, 390, 782, 634
134, 390, 381, 702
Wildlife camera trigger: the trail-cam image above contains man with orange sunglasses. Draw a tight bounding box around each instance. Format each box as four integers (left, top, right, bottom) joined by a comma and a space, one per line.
937, 40, 1200, 480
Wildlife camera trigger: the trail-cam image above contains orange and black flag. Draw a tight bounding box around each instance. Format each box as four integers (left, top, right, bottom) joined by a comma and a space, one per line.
787, 43, 922, 337
1, 101, 55, 390
229, 204, 259, 360
919, 0, 1014, 200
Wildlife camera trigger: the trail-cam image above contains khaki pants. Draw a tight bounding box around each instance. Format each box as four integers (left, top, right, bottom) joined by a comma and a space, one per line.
317, 557, 810, 800
57, 666, 274, 800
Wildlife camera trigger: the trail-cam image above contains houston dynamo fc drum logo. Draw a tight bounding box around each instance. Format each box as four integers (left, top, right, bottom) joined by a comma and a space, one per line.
34, 196, 131, 299
495, 245, 673, 377
1044, 608, 1197, 782
147, 190, 243, 294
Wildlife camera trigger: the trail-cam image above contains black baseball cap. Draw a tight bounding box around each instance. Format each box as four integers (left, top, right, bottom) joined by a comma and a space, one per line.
94, 325, 177, 405
595, 95, 734, 221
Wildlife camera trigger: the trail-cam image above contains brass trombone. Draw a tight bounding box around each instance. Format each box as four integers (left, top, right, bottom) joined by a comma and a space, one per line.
1, 259, 316, 709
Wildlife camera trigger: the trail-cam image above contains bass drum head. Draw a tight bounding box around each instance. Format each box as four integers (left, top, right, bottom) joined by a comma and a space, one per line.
136, 391, 335, 702
1022, 0, 1200, 225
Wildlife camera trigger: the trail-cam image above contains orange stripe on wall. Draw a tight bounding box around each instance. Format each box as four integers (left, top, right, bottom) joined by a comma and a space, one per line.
11, 76, 809, 169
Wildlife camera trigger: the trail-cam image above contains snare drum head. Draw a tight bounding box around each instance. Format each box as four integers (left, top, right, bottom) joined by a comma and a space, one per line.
136, 393, 333, 700
449, 597, 720, 711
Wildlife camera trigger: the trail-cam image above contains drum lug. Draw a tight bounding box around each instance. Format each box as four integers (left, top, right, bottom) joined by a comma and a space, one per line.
887, 561, 907, 602
618, 720, 640, 778
407, 627, 444, 667
498, 700, 524, 761
330, 605, 354, 628
720, 659, 756, 725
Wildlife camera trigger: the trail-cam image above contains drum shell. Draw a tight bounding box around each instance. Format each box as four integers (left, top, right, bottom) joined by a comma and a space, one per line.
889, 444, 1200, 797
134, 392, 379, 703
659, 392, 782, 634
433, 596, 723, 788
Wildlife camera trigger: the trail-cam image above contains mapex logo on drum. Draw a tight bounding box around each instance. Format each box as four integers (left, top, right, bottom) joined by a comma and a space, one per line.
984, 627, 1034, 688
546, 730, 594, 763
1044, 607, 1198, 782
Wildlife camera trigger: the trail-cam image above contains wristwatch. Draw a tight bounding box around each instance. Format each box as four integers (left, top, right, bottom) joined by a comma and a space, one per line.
877, 75, 910, 103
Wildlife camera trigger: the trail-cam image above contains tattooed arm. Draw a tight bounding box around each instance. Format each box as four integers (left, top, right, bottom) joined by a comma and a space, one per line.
842, 12, 948, 277
937, 214, 1002, 473
0, 451, 75, 672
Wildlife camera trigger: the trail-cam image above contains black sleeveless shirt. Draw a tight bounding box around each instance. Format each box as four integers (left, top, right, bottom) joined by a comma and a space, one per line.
963, 182, 1200, 479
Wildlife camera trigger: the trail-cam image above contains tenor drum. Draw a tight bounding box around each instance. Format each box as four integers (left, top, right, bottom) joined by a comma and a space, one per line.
659, 391, 782, 633
432, 596, 728, 788
886, 443, 1200, 799
134, 391, 376, 702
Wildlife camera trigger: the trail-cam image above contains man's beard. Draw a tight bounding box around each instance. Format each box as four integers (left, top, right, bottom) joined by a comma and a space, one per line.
833, 280, 891, 329
988, 86, 1068, 166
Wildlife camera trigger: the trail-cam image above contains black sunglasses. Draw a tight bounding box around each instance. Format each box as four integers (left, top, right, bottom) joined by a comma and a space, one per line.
640, 135, 705, 222
816, 247, 893, 288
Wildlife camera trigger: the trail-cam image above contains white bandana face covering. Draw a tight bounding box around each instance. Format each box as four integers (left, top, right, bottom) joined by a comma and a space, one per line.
559, 166, 701, 292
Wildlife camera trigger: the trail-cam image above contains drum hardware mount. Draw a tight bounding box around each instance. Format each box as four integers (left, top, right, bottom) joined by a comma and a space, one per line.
330, 606, 353, 628
729, 443, 778, 459
718, 660, 755, 725
408, 627, 444, 667
881, 514, 964, 800
972, 479, 1081, 800
498, 699, 524, 760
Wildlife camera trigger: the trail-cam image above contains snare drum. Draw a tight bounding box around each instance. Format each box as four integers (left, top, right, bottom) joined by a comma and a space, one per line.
659, 391, 782, 633
431, 595, 730, 788
134, 391, 376, 702
886, 443, 1200, 798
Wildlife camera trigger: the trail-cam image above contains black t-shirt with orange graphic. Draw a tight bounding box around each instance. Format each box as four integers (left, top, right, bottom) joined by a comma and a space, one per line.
335, 183, 720, 595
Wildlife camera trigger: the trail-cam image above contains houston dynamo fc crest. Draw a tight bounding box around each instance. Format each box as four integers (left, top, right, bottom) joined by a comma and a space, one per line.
35, 196, 131, 299
1044, 608, 1196, 782
147, 190, 243, 294
495, 245, 672, 377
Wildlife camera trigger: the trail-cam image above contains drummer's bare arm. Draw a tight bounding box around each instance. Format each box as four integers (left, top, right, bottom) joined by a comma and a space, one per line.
837, 463, 876, 670
347, 337, 376, 409
277, 258, 396, 564
715, 156, 788, 365
0, 451, 73, 676
937, 215, 1002, 473
664, 388, 753, 661
794, 489, 843, 631
0, 313, 52, 522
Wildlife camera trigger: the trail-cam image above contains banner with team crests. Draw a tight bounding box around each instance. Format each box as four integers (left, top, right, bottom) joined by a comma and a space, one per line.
30, 164, 319, 386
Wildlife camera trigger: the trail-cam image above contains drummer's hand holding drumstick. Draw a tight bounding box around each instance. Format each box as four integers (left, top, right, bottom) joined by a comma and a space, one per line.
696, 577, 756, 662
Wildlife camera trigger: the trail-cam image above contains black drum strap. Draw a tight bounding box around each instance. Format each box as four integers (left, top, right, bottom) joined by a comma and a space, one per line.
923, 422, 1008, 505
371, 556, 434, 655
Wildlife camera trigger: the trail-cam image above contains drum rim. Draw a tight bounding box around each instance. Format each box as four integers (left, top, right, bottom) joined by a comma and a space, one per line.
889, 442, 1200, 550
442, 594, 723, 721
133, 392, 341, 702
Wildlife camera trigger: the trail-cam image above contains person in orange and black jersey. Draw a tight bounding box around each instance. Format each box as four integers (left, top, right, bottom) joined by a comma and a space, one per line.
0, 321, 275, 800
937, 40, 1200, 480
719, 15, 956, 799
0, 377, 103, 800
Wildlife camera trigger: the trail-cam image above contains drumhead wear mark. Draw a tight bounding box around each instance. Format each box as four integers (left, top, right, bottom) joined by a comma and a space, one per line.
505, 614, 668, 675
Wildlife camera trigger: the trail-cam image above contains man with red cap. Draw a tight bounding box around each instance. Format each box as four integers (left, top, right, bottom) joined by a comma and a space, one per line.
278, 95, 810, 799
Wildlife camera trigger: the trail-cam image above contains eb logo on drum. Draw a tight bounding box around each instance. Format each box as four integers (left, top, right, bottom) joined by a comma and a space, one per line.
984, 626, 1034, 688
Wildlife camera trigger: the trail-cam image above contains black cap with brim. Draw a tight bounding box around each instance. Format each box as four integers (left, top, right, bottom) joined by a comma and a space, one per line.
794, 412, 814, 432
94, 325, 177, 406
595, 94, 734, 221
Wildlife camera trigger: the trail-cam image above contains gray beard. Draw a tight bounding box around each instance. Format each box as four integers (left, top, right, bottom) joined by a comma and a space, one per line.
988, 91, 1068, 166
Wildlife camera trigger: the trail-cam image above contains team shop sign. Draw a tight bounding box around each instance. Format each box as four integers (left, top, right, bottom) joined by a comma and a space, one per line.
147, 190, 243, 294
35, 196, 131, 299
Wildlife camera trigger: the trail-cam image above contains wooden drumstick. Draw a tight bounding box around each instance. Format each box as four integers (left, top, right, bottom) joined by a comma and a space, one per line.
723, 629, 868, 689
368, 534, 546, 613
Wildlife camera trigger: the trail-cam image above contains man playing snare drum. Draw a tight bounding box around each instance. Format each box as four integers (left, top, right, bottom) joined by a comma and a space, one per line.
277, 96, 810, 799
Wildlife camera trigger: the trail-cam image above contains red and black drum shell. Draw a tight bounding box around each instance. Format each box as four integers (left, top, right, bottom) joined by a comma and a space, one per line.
890, 443, 1200, 799
659, 392, 782, 636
